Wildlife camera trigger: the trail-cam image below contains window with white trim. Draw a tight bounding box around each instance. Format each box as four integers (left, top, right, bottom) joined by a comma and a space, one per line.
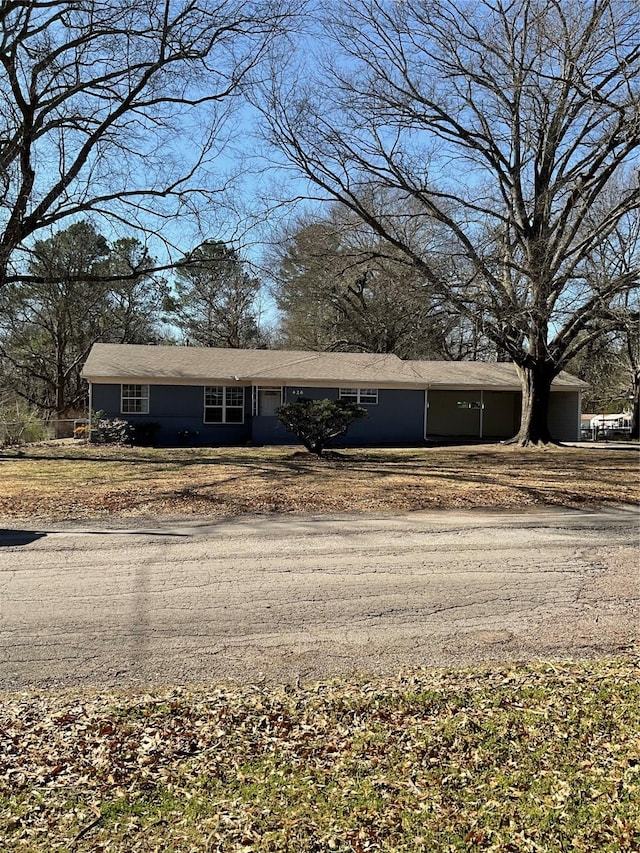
339, 387, 378, 404
121, 384, 149, 414
204, 386, 245, 423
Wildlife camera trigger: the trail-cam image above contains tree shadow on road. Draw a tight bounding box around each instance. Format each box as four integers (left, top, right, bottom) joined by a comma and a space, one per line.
0, 528, 191, 547
0, 529, 47, 547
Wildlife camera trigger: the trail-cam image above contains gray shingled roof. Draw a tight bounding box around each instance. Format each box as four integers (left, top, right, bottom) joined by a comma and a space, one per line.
405, 360, 586, 389
82, 344, 410, 385
82, 343, 586, 389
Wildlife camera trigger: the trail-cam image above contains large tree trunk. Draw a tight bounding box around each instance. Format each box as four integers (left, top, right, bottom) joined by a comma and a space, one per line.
508, 364, 557, 446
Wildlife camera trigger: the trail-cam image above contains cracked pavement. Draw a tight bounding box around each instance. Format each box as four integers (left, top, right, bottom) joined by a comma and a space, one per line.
0, 507, 638, 691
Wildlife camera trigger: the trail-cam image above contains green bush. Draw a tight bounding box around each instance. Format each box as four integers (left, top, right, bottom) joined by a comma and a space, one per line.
276, 397, 367, 457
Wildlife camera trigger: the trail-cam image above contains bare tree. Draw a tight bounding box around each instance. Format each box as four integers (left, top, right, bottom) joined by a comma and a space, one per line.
257, 0, 640, 444
585, 210, 640, 437
624, 309, 640, 439
606, 216, 640, 440
0, 0, 295, 288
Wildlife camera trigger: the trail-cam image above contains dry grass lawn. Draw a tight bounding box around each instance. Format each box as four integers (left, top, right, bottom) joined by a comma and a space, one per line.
0, 441, 637, 521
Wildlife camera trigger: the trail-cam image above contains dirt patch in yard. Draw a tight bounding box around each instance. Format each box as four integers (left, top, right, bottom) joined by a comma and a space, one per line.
0, 442, 637, 521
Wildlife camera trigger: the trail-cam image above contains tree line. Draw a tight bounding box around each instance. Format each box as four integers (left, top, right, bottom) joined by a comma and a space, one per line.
1, 213, 637, 432
0, 222, 264, 421
0, 213, 491, 422
0, 0, 637, 442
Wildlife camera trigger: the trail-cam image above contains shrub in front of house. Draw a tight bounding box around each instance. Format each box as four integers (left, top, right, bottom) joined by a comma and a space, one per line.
276, 397, 367, 457
90, 413, 133, 445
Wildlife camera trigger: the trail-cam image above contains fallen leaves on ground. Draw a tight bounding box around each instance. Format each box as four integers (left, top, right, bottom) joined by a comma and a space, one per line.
1, 659, 639, 851
0, 443, 637, 520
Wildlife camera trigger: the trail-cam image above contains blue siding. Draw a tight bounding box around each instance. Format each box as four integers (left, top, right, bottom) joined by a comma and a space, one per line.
89, 380, 579, 446
337, 388, 425, 445
91, 383, 251, 445
255, 386, 425, 446
252, 416, 293, 444
91, 382, 426, 447
548, 391, 580, 441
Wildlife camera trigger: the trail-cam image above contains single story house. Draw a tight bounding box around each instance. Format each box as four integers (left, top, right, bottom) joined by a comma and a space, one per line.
81, 343, 586, 446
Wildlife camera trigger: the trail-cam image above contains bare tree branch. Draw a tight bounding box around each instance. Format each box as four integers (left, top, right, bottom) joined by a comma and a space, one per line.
0, 0, 298, 285
255, 0, 640, 444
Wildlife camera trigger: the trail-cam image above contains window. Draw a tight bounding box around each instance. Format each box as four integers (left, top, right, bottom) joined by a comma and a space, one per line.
204, 386, 245, 423
339, 387, 378, 405
121, 384, 149, 414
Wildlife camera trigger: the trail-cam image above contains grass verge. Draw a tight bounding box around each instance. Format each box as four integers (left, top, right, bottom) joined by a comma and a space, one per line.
1, 659, 638, 851
0, 442, 638, 520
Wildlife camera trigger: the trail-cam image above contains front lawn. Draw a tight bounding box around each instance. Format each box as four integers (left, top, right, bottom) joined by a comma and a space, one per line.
0, 443, 637, 520
1, 659, 638, 851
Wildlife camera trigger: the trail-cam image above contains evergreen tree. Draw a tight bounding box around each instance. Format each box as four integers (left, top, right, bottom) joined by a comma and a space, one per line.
0, 222, 164, 420
166, 241, 265, 349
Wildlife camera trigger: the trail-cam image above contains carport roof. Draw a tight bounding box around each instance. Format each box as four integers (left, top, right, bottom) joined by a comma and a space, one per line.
82, 344, 587, 389
405, 360, 586, 389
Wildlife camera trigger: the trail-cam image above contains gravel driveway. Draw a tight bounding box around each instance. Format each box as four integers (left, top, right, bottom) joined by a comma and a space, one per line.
1, 507, 638, 691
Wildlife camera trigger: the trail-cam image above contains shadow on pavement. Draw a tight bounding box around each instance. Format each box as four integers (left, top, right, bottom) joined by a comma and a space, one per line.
0, 528, 191, 547
0, 529, 47, 547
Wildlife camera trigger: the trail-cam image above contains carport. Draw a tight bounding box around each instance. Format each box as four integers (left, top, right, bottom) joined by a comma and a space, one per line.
425, 389, 521, 439
409, 360, 585, 443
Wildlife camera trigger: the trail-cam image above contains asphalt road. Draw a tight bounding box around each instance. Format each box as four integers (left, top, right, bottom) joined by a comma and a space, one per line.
0, 507, 638, 692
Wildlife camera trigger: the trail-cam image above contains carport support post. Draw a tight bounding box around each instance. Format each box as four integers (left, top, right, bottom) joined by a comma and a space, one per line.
423, 388, 429, 440
88, 382, 92, 442
577, 390, 582, 442
479, 390, 484, 439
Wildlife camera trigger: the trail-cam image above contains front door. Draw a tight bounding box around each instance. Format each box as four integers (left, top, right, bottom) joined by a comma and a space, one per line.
257, 387, 282, 416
